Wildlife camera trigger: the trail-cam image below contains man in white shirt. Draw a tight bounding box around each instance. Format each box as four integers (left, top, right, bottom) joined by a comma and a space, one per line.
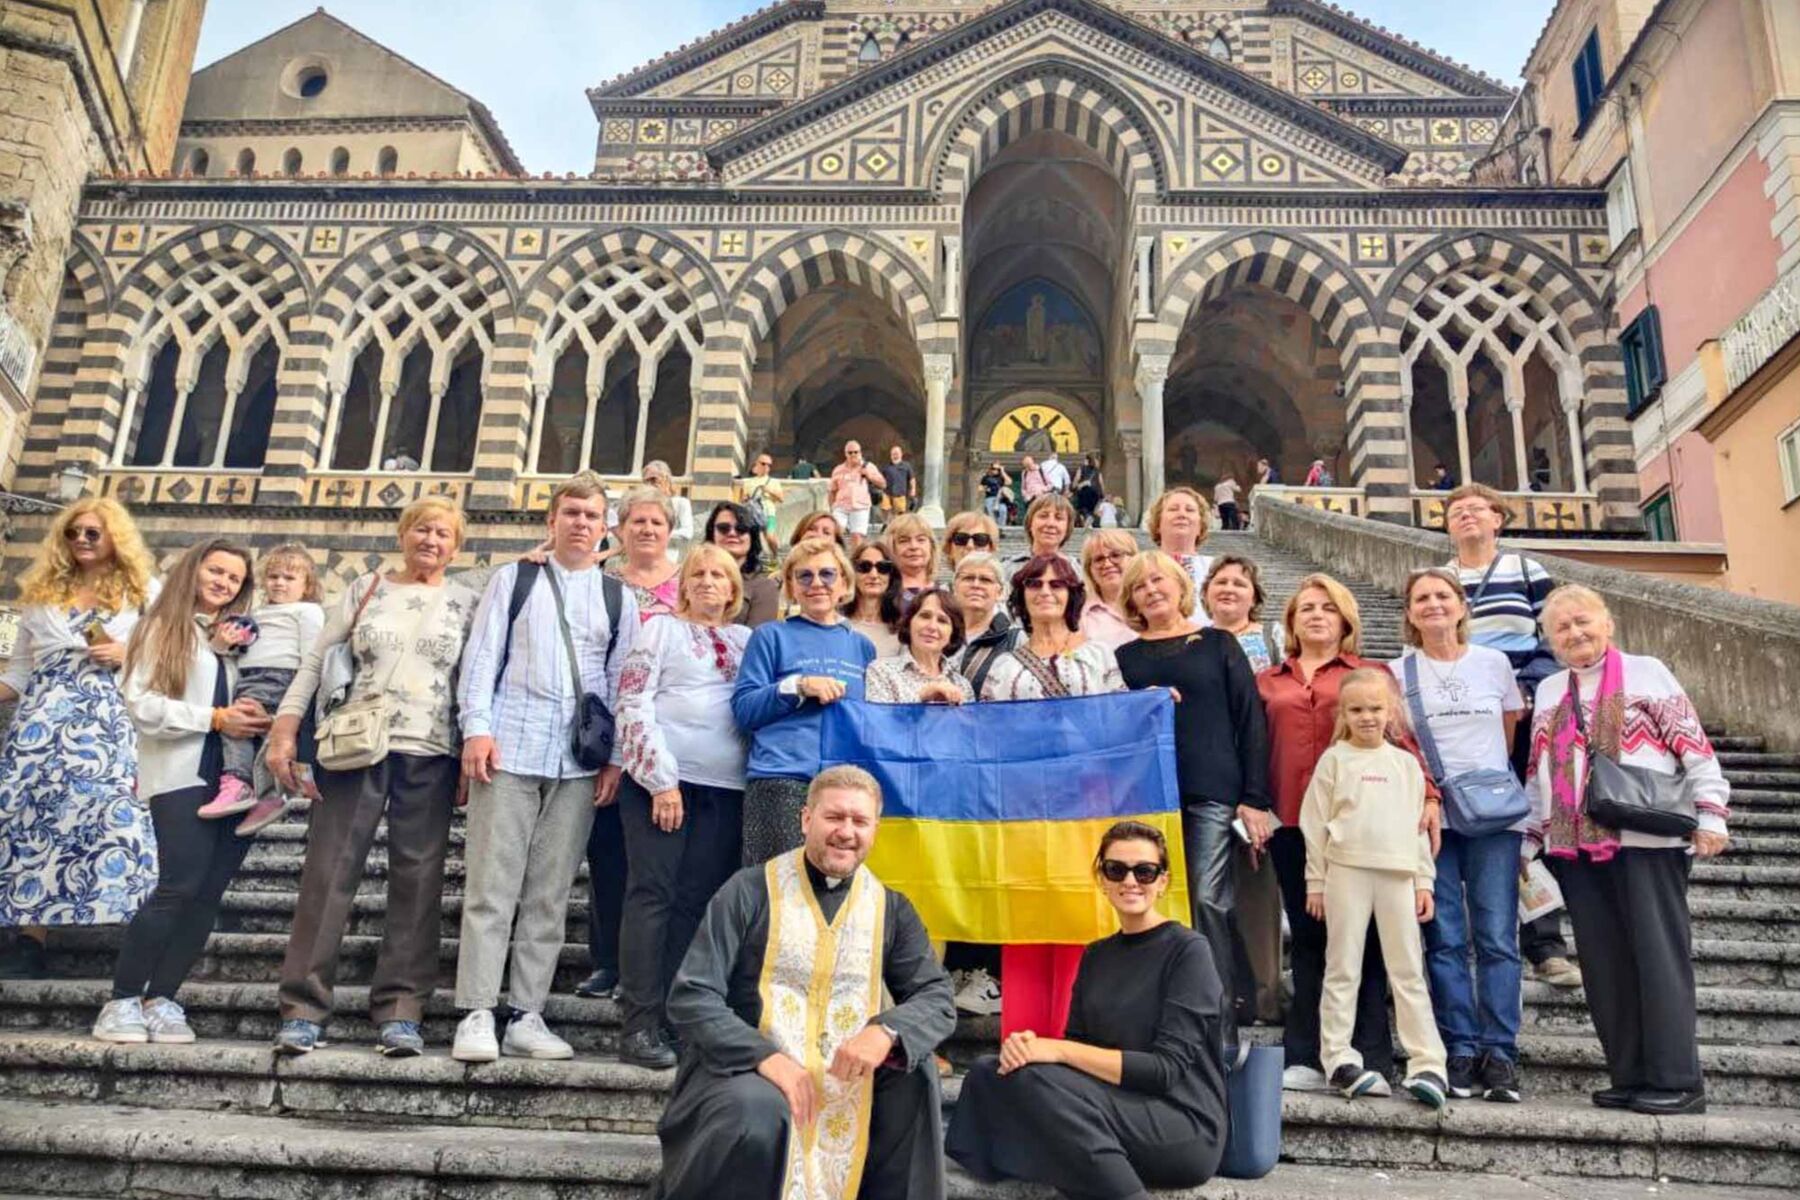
452, 472, 639, 1062
1039, 450, 1072, 496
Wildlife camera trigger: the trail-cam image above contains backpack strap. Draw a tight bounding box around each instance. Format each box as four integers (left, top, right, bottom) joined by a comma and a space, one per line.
600, 573, 624, 676
493, 561, 543, 687
1401, 653, 1449, 785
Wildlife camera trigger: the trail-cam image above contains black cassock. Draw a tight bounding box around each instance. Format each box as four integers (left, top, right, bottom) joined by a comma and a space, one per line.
651, 859, 957, 1200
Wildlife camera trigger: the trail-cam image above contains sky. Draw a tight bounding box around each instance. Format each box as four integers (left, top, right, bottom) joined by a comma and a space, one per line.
193, 0, 1557, 175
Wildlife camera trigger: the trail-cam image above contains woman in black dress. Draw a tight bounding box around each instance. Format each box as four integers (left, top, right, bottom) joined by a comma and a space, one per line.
946, 820, 1229, 1200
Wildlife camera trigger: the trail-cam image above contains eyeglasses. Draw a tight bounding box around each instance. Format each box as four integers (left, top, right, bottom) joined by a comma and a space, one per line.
1090, 550, 1129, 565
711, 523, 747, 537
64, 526, 103, 545
1023, 578, 1069, 591
1099, 860, 1167, 886
959, 574, 1000, 588
854, 560, 895, 576
794, 568, 840, 588
950, 532, 993, 548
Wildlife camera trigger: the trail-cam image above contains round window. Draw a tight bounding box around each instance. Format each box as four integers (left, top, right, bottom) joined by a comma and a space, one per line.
298, 67, 328, 97
279, 57, 333, 100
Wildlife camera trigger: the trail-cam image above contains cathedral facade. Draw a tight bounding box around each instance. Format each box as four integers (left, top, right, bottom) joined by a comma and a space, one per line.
4, 0, 1632, 588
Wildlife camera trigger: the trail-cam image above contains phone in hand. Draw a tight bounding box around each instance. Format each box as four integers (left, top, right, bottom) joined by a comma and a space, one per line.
82, 619, 113, 646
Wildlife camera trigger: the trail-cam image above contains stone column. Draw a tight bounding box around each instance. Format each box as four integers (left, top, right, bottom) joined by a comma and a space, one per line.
941, 237, 962, 320
1119, 430, 1144, 525
920, 352, 954, 527
1133, 353, 1170, 505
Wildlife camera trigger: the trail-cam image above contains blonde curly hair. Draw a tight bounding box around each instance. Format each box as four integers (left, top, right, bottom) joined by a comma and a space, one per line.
18, 497, 155, 614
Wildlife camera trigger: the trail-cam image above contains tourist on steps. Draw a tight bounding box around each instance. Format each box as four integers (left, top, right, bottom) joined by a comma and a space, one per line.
827, 440, 886, 547
702, 500, 780, 628
613, 544, 750, 1070
843, 540, 903, 658
1077, 527, 1142, 651
92, 540, 266, 1044
1527, 585, 1730, 1116
947, 820, 1229, 1199
1147, 486, 1215, 607
1389, 567, 1528, 1104
266, 498, 477, 1057
0, 498, 158, 980
864, 587, 974, 705
885, 512, 939, 603
940, 509, 999, 573
1005, 492, 1079, 581
450, 474, 636, 1063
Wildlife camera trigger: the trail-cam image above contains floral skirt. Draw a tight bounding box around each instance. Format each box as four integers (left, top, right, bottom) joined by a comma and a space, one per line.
0, 651, 155, 926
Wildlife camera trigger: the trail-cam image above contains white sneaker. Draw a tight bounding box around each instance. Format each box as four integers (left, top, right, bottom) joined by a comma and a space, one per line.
1281, 1064, 1331, 1092
92, 997, 148, 1044
1365, 1073, 1393, 1097
502, 1010, 574, 1060
141, 997, 196, 1044
953, 968, 1002, 1016
452, 1009, 500, 1063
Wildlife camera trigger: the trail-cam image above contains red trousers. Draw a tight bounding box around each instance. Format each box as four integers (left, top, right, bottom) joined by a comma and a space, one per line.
998, 943, 1085, 1039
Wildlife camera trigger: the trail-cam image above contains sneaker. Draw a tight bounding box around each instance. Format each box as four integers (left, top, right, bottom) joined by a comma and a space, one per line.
92, 997, 148, 1044
141, 997, 196, 1044
1532, 956, 1583, 988
618, 1027, 677, 1070
1404, 1071, 1449, 1110
234, 794, 290, 836
1480, 1053, 1522, 1103
1330, 1064, 1383, 1098
274, 1018, 322, 1055
1281, 1063, 1332, 1092
452, 1009, 500, 1062
1447, 1055, 1478, 1100
196, 775, 256, 819
574, 966, 619, 999
953, 968, 1002, 1016
377, 1020, 425, 1058
1364, 1072, 1393, 1097
502, 1010, 573, 1060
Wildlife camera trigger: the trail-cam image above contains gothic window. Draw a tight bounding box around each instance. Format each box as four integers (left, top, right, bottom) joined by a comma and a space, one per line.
188, 148, 209, 176
895, 31, 910, 50
858, 33, 881, 63
114, 253, 295, 470
378, 146, 399, 176
236, 148, 255, 176
330, 146, 350, 176
1207, 32, 1231, 61
282, 147, 303, 176
529, 259, 703, 476
323, 254, 497, 472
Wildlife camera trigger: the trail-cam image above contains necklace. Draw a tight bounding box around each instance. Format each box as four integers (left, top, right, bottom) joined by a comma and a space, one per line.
1418, 646, 1469, 704
1034, 631, 1075, 658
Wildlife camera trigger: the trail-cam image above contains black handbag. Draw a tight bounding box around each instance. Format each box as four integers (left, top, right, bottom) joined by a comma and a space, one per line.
542, 566, 623, 772
1570, 671, 1697, 838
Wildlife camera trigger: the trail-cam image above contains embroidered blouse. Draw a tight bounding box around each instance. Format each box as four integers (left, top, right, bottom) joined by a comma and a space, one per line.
615, 614, 751, 794
979, 639, 1124, 701
865, 651, 975, 704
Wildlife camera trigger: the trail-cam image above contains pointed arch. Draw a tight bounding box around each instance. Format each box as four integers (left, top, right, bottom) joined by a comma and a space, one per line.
62, 231, 113, 315
729, 229, 935, 349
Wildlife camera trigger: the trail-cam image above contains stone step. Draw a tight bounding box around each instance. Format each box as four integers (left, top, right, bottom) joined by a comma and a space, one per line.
1731, 789, 1800, 812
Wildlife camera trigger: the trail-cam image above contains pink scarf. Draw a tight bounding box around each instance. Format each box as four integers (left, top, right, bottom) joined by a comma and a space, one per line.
1545, 645, 1624, 861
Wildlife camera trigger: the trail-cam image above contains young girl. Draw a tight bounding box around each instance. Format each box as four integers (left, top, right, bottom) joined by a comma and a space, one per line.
195, 544, 324, 835
1300, 668, 1449, 1107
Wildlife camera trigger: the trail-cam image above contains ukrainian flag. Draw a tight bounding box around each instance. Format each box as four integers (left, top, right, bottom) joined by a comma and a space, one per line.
818, 690, 1190, 945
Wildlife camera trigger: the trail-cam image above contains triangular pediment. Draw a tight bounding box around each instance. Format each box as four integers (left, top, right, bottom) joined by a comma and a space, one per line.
710, 0, 1405, 194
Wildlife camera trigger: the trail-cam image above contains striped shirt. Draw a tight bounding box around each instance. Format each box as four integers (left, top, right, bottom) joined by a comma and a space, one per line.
457, 558, 639, 779
1448, 552, 1554, 659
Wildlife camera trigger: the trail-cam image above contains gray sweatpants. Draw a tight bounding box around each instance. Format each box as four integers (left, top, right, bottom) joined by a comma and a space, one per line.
454, 769, 597, 1013
222, 667, 295, 788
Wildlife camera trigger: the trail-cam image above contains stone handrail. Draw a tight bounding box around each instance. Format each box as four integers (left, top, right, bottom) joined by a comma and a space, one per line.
1252, 494, 1800, 750
1723, 261, 1800, 393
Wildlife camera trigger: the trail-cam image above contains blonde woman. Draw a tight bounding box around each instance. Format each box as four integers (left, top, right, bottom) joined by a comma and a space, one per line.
614, 544, 752, 1069
1148, 486, 1214, 607
886, 512, 939, 599
0, 498, 158, 978
1077, 528, 1140, 651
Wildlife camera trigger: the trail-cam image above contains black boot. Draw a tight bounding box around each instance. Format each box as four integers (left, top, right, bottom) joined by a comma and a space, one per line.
619, 1027, 677, 1070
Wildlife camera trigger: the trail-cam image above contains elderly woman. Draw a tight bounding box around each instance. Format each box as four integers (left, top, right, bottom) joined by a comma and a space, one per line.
703, 500, 779, 627
842, 539, 902, 658
1148, 487, 1214, 604
267, 497, 477, 1057
1444, 482, 1577, 988
951, 552, 1021, 699
1115, 551, 1268, 1053
1005, 493, 1079, 580
731, 536, 875, 864
90, 540, 265, 1044
1527, 585, 1728, 1116
0, 498, 158, 978
1256, 573, 1439, 1093
610, 485, 682, 619
642, 459, 694, 559
613, 544, 752, 1070
1078, 528, 1140, 651
1388, 567, 1527, 1103
886, 512, 939, 600
947, 820, 1228, 1198
865, 588, 974, 704
942, 510, 999, 573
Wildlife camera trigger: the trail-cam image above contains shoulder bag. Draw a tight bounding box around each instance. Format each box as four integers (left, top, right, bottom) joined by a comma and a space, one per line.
1570, 670, 1697, 838
1401, 653, 1530, 838
314, 575, 395, 772
539, 564, 625, 771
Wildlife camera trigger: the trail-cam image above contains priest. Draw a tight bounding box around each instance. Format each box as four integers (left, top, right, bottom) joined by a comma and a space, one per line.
651, 764, 957, 1200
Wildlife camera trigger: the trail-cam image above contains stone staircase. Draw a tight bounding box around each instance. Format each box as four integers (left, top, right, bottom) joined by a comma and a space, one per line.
1, 527, 1796, 1198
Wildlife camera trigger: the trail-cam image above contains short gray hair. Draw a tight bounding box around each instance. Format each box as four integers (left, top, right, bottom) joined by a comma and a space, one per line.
618, 484, 675, 526
953, 551, 1004, 584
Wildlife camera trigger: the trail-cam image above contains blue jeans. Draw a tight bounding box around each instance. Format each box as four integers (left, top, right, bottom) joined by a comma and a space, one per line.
1425, 829, 1523, 1062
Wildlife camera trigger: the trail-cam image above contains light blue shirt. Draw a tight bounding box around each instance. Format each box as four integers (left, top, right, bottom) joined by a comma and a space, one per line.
457, 558, 639, 779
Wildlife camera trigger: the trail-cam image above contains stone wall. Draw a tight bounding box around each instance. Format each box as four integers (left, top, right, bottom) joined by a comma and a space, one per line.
1253, 493, 1800, 751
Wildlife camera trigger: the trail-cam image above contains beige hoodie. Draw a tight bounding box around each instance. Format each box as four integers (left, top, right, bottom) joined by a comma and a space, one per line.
1300, 740, 1435, 892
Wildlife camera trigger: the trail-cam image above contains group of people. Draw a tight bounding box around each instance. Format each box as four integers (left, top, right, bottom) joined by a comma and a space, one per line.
0, 468, 1731, 1199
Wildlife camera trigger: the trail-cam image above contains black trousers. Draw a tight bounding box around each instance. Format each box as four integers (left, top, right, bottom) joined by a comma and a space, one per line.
1268, 827, 1394, 1074
1181, 801, 1239, 1048
586, 799, 626, 975
112, 786, 252, 1000
1218, 503, 1241, 531
617, 777, 744, 1037
1510, 712, 1570, 966
1550, 848, 1702, 1093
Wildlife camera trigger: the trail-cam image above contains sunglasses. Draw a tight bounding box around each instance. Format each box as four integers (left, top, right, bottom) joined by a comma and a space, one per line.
950, 532, 993, 548
1023, 577, 1069, 591
1099, 860, 1167, 886
64, 526, 104, 545
854, 560, 896, 576
1090, 550, 1129, 565
711, 522, 748, 537
794, 568, 840, 588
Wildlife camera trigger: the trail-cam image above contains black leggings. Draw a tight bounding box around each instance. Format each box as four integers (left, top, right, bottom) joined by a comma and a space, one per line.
112, 786, 252, 1000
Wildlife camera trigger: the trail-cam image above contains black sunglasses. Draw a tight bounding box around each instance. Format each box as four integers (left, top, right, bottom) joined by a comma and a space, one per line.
950, 532, 993, 548
711, 522, 748, 537
855, 560, 896, 576
64, 526, 104, 545
1099, 860, 1167, 886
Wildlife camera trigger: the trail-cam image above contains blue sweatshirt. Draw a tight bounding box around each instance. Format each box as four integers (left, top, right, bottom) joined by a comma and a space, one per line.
732, 616, 876, 780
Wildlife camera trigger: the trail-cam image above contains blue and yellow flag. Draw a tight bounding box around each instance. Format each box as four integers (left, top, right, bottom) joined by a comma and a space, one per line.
818, 691, 1190, 945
